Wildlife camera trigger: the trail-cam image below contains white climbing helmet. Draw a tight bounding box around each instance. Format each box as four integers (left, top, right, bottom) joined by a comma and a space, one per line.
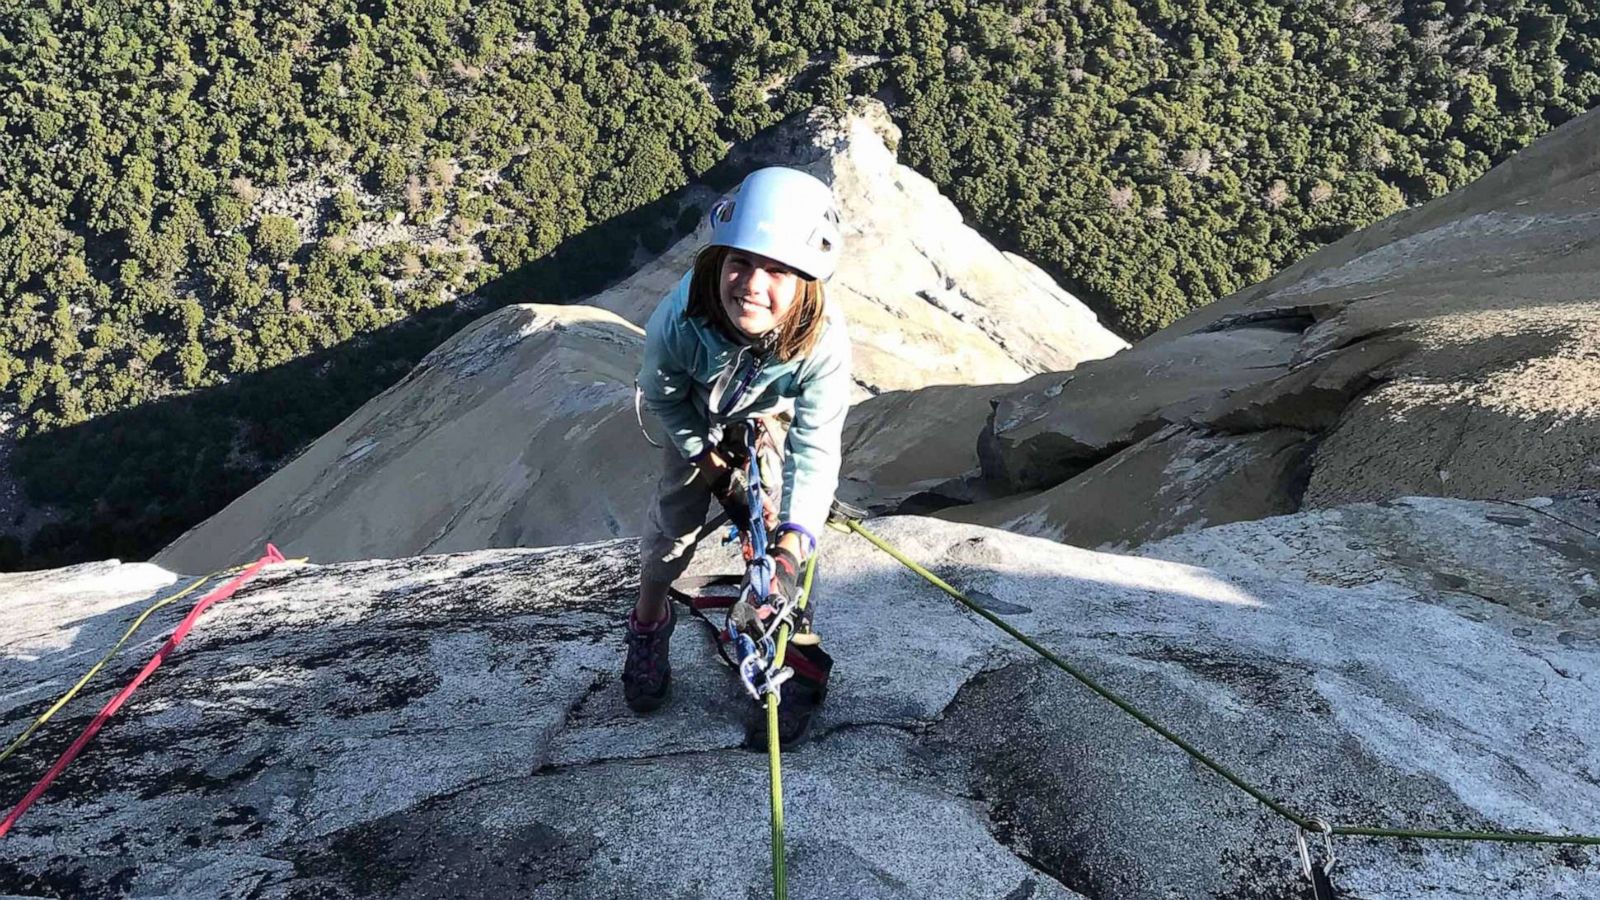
706, 167, 843, 282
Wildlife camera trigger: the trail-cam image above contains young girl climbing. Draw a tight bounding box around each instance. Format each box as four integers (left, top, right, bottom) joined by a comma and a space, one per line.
626, 166, 851, 745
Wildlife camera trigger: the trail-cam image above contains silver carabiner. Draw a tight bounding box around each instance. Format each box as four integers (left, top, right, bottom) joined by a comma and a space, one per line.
1296, 818, 1337, 881
759, 666, 795, 698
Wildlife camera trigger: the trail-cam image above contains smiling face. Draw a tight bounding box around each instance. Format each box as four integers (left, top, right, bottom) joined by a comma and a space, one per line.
719, 249, 801, 339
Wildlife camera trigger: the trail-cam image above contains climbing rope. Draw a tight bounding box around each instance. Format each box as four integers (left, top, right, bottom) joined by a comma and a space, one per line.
838, 517, 1600, 894
0, 545, 288, 839
731, 420, 814, 900
1, 555, 309, 771
765, 550, 818, 900
0, 569, 229, 769
684, 420, 821, 900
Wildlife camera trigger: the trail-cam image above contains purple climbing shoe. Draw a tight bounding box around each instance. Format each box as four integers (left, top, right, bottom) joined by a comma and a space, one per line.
623, 603, 676, 712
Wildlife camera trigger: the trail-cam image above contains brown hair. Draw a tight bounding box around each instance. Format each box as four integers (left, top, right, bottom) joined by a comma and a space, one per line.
685, 245, 827, 362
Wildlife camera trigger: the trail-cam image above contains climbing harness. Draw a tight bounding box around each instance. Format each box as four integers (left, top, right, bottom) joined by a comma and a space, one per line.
0, 545, 288, 839
834, 517, 1600, 899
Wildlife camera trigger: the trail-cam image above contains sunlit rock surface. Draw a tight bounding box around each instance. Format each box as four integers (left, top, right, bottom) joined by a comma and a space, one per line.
592, 99, 1126, 395
975, 107, 1600, 548
158, 102, 1123, 572
157, 304, 652, 572
7, 499, 1597, 898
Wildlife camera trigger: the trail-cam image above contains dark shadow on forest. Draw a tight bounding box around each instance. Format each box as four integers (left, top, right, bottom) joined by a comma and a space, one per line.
5, 154, 763, 571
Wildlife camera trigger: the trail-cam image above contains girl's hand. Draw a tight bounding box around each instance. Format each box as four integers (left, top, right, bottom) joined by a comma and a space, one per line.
774, 528, 804, 558
767, 546, 802, 605
699, 449, 779, 531
693, 449, 731, 482
699, 451, 753, 525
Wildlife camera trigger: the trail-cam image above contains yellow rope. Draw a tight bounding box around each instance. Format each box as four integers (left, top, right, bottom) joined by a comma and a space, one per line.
0, 558, 305, 767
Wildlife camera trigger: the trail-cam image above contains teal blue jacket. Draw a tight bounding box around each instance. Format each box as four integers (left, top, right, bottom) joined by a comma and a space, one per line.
638, 271, 852, 539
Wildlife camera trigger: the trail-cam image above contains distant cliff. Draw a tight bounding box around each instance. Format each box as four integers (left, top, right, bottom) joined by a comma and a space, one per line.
953, 105, 1600, 549
156, 104, 1122, 572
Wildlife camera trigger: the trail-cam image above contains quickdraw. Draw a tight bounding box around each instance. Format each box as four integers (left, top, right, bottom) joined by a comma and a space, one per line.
722, 422, 802, 700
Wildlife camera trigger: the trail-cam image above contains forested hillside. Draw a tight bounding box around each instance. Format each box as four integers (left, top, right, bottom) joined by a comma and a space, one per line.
3, 0, 1597, 565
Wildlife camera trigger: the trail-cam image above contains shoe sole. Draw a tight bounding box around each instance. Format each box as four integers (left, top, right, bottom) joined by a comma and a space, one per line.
625, 675, 672, 713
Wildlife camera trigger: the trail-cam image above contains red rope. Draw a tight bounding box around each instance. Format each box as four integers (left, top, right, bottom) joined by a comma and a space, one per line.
0, 544, 285, 839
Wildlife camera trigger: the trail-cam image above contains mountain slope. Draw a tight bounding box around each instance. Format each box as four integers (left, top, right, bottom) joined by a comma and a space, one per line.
155, 105, 1124, 571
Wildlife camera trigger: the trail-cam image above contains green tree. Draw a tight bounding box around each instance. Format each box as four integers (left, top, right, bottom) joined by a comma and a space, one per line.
255, 215, 302, 262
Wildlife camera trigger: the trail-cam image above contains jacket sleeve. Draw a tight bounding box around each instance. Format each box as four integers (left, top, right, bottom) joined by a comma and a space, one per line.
638, 276, 710, 461
780, 315, 852, 539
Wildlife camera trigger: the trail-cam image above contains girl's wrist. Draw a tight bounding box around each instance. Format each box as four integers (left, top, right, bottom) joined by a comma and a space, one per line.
773, 523, 815, 559
691, 448, 725, 473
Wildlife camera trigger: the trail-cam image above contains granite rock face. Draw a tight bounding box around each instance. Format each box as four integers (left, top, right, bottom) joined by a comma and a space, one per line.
975, 106, 1600, 548
949, 424, 1313, 551
6, 499, 1598, 898
591, 99, 1127, 396
157, 305, 655, 572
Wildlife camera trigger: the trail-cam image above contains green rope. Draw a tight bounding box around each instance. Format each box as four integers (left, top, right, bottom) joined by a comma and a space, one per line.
1332, 826, 1600, 845
766, 550, 819, 900
767, 692, 786, 899
844, 519, 1600, 848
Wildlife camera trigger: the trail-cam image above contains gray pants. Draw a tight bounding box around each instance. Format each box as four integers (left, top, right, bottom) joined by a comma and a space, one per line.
639, 444, 718, 585
639, 418, 787, 585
